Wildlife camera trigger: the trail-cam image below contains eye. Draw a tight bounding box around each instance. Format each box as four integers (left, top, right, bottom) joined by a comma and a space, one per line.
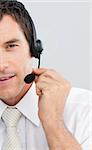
7, 44, 18, 48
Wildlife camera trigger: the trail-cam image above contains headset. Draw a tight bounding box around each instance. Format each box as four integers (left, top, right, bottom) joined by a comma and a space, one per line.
24, 17, 43, 84
30, 19, 43, 60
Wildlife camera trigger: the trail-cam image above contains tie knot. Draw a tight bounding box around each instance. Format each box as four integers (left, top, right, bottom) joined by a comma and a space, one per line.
2, 107, 21, 127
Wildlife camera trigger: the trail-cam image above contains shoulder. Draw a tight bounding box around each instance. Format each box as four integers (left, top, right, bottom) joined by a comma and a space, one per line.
66, 87, 92, 105
64, 87, 92, 119
64, 87, 92, 133
63, 87, 92, 147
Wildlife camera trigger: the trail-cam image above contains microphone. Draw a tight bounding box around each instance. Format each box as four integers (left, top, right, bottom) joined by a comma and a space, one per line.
24, 39, 43, 84
24, 73, 35, 84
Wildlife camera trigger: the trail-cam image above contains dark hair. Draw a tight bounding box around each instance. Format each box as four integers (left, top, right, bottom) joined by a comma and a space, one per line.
0, 0, 35, 56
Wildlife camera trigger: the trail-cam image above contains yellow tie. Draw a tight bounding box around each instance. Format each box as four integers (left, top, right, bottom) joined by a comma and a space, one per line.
1, 107, 22, 150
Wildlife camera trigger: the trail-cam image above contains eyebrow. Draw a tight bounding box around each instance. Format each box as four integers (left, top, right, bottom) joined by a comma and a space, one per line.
4, 39, 21, 44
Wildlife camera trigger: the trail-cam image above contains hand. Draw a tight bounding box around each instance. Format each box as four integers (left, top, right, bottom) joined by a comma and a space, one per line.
33, 68, 81, 150
33, 68, 71, 123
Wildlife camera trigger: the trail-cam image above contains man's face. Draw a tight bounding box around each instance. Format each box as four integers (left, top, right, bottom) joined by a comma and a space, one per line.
0, 15, 32, 105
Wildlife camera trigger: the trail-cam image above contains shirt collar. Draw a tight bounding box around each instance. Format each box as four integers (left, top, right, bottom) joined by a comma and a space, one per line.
0, 82, 40, 127
0, 101, 7, 119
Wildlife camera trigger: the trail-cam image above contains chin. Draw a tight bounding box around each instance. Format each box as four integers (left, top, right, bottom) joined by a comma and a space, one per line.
0, 89, 22, 106
0, 95, 21, 106
2, 100, 17, 106
5, 100, 20, 106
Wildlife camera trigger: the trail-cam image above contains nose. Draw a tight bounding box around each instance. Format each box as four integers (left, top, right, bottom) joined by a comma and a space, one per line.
0, 51, 9, 72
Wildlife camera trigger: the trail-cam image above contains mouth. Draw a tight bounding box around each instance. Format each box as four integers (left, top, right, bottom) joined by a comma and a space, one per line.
0, 75, 15, 83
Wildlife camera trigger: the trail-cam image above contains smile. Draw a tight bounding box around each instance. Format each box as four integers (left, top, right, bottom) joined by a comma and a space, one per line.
0, 75, 15, 84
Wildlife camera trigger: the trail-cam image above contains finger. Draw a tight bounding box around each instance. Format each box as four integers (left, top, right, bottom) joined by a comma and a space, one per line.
33, 68, 48, 75
36, 88, 42, 96
35, 73, 53, 83
35, 79, 59, 93
33, 68, 57, 81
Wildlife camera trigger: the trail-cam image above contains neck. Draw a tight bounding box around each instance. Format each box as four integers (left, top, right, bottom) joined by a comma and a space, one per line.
15, 83, 33, 102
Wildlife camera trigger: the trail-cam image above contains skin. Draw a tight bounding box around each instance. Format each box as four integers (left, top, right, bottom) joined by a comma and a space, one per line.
0, 15, 81, 150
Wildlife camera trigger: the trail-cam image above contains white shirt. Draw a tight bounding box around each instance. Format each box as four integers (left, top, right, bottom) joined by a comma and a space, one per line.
0, 83, 91, 150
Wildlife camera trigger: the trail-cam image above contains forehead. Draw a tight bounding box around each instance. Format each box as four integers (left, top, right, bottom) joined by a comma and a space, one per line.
0, 15, 24, 43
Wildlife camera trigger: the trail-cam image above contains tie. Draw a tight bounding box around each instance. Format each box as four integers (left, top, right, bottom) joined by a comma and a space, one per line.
1, 107, 22, 150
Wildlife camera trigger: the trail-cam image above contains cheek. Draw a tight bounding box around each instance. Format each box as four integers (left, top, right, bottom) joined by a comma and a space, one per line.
9, 48, 32, 81
15, 56, 32, 79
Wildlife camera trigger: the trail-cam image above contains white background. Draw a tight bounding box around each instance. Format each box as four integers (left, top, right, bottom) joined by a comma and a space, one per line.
20, 0, 90, 90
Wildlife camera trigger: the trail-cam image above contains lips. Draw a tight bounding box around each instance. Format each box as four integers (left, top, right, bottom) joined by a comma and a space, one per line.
0, 75, 15, 81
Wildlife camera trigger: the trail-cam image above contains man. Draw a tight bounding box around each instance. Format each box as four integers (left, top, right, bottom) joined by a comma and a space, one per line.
0, 0, 91, 150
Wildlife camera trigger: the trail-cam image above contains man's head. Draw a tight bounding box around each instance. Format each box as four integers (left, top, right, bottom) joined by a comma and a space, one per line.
0, 0, 35, 105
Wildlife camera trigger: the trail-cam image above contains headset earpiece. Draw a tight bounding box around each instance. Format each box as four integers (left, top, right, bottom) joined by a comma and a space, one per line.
30, 18, 43, 59
34, 39, 43, 58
